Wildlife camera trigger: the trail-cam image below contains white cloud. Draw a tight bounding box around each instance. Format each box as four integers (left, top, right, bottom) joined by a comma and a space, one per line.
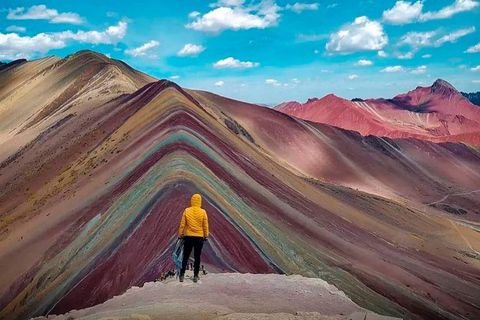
213, 57, 260, 69
348, 74, 359, 79
106, 12, 118, 18
56, 21, 128, 44
320, 69, 331, 73
471, 65, 480, 72
188, 11, 201, 18
6, 25, 26, 33
285, 3, 319, 13
325, 16, 388, 54
435, 27, 475, 46
177, 43, 205, 57
314, 49, 319, 54
465, 42, 480, 53
422, 53, 432, 58
382, 0, 479, 25
472, 80, 480, 83
215, 80, 225, 86
0, 32, 64, 60
398, 30, 437, 48
382, 1, 423, 25
7, 5, 85, 24
265, 78, 281, 86
420, 0, 479, 21
0, 21, 127, 60
355, 59, 373, 66
327, 3, 338, 8
186, 0, 281, 33
397, 51, 414, 59
125, 40, 159, 57
397, 27, 474, 51
381, 66, 404, 72
378, 50, 388, 57
411, 65, 427, 74
210, 0, 246, 7
170, 75, 180, 79
292, 78, 300, 83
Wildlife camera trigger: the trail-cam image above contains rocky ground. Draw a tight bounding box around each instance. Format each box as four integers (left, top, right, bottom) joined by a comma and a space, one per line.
34, 273, 401, 320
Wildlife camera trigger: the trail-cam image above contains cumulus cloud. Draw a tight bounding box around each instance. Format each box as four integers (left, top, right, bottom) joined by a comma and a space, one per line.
265, 78, 281, 86
214, 80, 225, 86
377, 50, 388, 57
170, 75, 180, 79
6, 25, 26, 32
7, 4, 85, 24
0, 21, 128, 60
396, 51, 414, 59
465, 42, 480, 53
177, 43, 205, 57
125, 40, 159, 57
56, 21, 128, 44
422, 53, 432, 58
285, 3, 319, 13
348, 74, 359, 79
381, 66, 404, 72
325, 16, 388, 54
411, 65, 427, 74
355, 59, 373, 66
0, 32, 64, 60
382, 1, 423, 25
186, 0, 281, 33
188, 11, 201, 18
471, 65, 480, 72
382, 0, 479, 25
213, 57, 260, 68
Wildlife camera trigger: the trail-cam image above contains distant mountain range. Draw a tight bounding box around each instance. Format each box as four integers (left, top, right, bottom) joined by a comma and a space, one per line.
276, 79, 480, 144
462, 91, 480, 106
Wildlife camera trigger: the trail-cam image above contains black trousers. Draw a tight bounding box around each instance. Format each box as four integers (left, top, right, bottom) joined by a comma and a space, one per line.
181, 236, 204, 276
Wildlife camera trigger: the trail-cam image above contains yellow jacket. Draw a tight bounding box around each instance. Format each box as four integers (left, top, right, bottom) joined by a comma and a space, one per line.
178, 194, 209, 237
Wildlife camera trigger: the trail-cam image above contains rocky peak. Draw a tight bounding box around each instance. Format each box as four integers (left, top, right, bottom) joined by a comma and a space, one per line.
431, 79, 459, 96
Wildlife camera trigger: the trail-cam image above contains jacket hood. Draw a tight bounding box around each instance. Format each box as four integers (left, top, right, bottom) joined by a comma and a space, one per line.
191, 194, 202, 208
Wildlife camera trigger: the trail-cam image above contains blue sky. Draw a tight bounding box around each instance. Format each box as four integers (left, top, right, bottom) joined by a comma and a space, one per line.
1, 0, 479, 104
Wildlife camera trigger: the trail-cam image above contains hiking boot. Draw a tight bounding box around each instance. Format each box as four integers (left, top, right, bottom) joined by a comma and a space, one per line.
193, 275, 199, 283
179, 275, 184, 282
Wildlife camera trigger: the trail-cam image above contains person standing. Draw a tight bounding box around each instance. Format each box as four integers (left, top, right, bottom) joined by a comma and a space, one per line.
178, 194, 209, 283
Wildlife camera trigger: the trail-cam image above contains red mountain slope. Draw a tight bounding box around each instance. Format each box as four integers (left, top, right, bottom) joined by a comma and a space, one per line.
276, 79, 480, 145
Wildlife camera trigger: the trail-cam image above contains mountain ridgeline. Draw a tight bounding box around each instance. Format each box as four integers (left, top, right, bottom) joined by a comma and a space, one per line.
0, 51, 480, 320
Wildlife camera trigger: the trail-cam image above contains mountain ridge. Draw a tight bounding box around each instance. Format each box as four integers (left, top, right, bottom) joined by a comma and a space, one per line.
276, 78, 480, 144
1, 51, 480, 320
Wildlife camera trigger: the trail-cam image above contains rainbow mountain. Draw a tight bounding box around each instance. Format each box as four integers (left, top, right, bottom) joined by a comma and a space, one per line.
1, 50, 480, 320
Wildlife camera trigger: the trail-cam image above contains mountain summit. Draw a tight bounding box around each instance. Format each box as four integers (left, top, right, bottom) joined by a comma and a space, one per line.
431, 78, 460, 96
